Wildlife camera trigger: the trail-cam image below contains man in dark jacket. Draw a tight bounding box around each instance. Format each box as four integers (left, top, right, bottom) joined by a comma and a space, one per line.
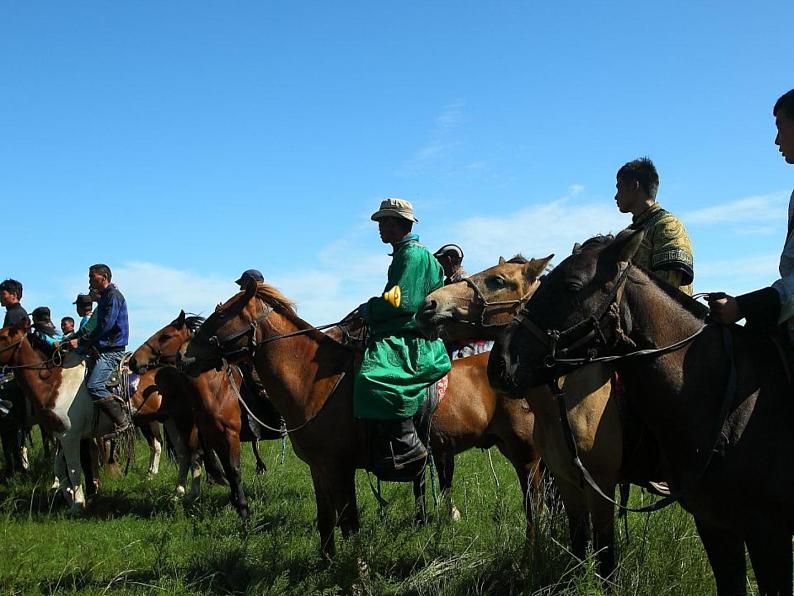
69, 264, 130, 436
0, 279, 28, 476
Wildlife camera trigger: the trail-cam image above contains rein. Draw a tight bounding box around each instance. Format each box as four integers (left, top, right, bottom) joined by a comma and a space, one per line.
224, 361, 349, 434
548, 325, 738, 513
0, 338, 67, 372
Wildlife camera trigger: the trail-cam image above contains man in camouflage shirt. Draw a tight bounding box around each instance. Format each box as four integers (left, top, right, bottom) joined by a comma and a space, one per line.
615, 157, 694, 294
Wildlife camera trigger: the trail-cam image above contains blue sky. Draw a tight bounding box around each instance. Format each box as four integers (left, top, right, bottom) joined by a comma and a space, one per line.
1, 2, 792, 347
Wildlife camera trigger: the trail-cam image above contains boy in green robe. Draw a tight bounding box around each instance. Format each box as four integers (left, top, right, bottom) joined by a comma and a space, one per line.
354, 198, 452, 472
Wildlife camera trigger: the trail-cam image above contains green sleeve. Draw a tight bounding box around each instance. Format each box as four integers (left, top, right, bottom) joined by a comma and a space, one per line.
365, 244, 443, 328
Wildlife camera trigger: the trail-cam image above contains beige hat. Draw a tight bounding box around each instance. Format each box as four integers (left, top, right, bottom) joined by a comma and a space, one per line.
370, 198, 419, 223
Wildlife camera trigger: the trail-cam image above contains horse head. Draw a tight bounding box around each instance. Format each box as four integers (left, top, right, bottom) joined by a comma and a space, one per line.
130, 310, 206, 373
487, 230, 644, 396
0, 318, 30, 365
416, 255, 553, 341
178, 277, 295, 378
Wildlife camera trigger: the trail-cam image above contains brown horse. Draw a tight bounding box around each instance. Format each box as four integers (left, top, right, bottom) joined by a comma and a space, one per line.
130, 311, 284, 517
178, 280, 548, 556
489, 230, 794, 595
419, 255, 626, 578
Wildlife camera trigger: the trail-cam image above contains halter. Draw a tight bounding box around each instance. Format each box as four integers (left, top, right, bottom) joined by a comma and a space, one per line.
462, 276, 540, 328
513, 262, 634, 376
136, 340, 178, 372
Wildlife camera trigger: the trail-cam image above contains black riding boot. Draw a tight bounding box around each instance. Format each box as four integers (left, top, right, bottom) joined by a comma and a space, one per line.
95, 397, 131, 437
371, 417, 428, 481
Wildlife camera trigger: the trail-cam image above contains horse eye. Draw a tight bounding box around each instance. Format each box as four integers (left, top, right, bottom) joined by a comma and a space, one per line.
566, 280, 584, 292
487, 276, 506, 288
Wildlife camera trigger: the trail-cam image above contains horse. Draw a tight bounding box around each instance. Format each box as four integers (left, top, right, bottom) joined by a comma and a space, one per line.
488, 229, 794, 595
418, 255, 627, 578
130, 311, 285, 517
411, 255, 553, 528
178, 280, 549, 556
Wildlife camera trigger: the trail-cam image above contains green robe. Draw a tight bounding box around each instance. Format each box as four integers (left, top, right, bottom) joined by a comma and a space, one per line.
354, 235, 452, 419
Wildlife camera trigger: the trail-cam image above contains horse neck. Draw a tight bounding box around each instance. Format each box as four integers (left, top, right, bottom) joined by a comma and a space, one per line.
11, 339, 64, 410
617, 277, 706, 467
254, 311, 350, 425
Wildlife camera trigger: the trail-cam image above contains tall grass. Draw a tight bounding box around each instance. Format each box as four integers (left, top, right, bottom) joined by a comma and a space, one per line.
0, 437, 752, 595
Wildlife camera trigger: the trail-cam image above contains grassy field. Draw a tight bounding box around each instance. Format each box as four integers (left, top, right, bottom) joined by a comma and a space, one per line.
0, 436, 751, 595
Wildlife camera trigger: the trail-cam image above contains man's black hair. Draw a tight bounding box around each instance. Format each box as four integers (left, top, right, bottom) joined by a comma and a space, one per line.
0, 279, 23, 300
394, 218, 413, 235
617, 157, 660, 200
61, 316, 75, 325
89, 264, 112, 281
773, 88, 794, 120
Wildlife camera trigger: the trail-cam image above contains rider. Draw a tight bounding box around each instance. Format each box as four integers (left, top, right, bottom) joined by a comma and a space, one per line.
68, 264, 131, 436
433, 244, 469, 286
30, 307, 62, 348
615, 157, 694, 295
709, 88, 794, 331
0, 279, 28, 474
433, 243, 491, 358
60, 317, 75, 336
354, 198, 452, 470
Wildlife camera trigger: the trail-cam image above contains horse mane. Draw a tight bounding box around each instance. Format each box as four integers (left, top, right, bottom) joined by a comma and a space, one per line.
573, 234, 615, 254
507, 254, 528, 264
184, 314, 205, 333
255, 283, 297, 315
634, 267, 709, 319
26, 332, 56, 358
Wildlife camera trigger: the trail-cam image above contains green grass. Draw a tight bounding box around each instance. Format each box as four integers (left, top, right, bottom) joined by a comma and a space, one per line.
0, 438, 751, 595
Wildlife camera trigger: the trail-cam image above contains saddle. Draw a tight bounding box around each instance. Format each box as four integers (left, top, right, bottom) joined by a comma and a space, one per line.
104, 353, 139, 404
369, 374, 448, 483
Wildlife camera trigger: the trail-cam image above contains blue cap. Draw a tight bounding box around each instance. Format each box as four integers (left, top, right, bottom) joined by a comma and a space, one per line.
235, 269, 264, 286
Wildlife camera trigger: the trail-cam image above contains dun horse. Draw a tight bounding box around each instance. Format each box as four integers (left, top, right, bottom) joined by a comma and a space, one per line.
178, 280, 547, 556
419, 255, 626, 577
489, 230, 794, 595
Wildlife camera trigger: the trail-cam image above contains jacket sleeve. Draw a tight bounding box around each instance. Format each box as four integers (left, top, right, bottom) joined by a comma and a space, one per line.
364, 245, 436, 326
648, 214, 694, 285
80, 294, 120, 347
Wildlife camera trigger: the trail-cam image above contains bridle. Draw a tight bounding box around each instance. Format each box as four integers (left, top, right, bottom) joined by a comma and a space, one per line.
512, 262, 635, 376
137, 339, 179, 372
462, 276, 541, 328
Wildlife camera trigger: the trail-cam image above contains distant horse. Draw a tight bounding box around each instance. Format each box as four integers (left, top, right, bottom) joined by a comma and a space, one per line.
489, 229, 794, 595
179, 280, 547, 556
130, 311, 284, 517
418, 256, 629, 577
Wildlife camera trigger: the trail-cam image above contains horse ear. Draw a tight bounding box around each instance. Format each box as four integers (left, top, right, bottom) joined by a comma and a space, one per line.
176, 309, 186, 328
526, 254, 553, 279
12, 317, 30, 335
572, 242, 582, 255
241, 276, 258, 301
607, 229, 645, 267
498, 256, 506, 265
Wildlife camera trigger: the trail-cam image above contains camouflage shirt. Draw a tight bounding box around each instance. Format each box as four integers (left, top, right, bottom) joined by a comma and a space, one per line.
629, 203, 694, 295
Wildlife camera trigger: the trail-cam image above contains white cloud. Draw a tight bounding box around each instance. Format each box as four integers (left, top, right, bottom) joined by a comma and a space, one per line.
406, 100, 466, 167
694, 254, 780, 296
683, 191, 788, 226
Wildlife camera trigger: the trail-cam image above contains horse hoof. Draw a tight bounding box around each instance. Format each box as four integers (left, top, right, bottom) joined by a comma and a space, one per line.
238, 505, 250, 520
174, 486, 186, 498
451, 506, 462, 522
256, 465, 267, 476
50, 480, 60, 491
68, 503, 86, 516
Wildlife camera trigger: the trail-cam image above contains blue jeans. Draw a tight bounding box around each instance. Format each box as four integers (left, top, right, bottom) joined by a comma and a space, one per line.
87, 351, 124, 401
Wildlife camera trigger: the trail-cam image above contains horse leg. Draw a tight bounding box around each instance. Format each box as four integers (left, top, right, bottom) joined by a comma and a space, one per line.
80, 439, 99, 498
310, 466, 337, 559
332, 466, 359, 538
436, 453, 461, 521
510, 459, 542, 543
585, 482, 617, 579
695, 518, 747, 595
207, 424, 249, 518
251, 440, 267, 475
745, 527, 792, 596
413, 470, 427, 525
140, 422, 163, 476
556, 477, 590, 562
61, 438, 85, 512
164, 419, 190, 498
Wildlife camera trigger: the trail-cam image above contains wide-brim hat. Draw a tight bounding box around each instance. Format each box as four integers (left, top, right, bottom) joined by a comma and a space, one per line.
73, 294, 93, 307
370, 198, 419, 223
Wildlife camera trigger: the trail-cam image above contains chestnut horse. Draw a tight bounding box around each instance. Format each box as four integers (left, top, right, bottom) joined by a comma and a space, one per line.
130, 311, 284, 517
489, 230, 794, 595
179, 280, 549, 556
419, 255, 626, 578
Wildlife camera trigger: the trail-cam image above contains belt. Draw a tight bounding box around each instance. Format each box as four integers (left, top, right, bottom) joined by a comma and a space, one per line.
97, 346, 125, 354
